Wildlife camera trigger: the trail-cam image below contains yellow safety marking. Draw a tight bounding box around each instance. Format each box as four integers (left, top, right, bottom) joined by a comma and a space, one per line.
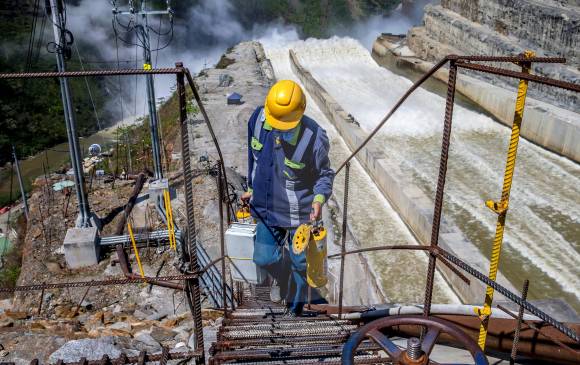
163, 189, 176, 251
128, 222, 145, 278
227, 256, 253, 261
167, 190, 176, 250
477, 50, 535, 350
143, 63, 152, 70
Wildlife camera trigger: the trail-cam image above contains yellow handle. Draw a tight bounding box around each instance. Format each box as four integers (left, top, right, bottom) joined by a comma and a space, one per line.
128, 222, 145, 278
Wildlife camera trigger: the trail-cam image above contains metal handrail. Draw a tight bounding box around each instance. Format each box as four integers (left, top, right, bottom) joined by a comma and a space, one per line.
331, 53, 579, 351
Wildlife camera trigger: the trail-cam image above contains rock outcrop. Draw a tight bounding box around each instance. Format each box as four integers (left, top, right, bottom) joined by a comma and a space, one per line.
372, 1, 580, 161
407, 0, 579, 111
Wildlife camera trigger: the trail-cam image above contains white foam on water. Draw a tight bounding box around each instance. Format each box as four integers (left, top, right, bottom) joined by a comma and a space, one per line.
285, 37, 580, 304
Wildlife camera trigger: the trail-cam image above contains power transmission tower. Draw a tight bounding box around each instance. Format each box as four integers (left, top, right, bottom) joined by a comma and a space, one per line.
47, 0, 91, 228
112, 0, 174, 180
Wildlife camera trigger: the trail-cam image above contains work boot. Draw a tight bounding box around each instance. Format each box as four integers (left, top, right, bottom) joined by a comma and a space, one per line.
282, 307, 297, 318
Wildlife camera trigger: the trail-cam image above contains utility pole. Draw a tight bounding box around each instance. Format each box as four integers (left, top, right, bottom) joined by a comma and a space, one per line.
48, 0, 91, 227
11, 146, 29, 220
113, 0, 173, 180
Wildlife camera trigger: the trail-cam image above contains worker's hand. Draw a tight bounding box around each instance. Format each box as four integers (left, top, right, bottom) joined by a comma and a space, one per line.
310, 201, 322, 222
241, 191, 252, 204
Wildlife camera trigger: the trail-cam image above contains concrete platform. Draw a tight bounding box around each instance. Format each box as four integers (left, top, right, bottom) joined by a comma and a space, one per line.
63, 226, 99, 268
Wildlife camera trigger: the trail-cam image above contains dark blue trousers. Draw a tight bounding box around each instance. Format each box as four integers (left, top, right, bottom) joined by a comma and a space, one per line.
252, 221, 326, 314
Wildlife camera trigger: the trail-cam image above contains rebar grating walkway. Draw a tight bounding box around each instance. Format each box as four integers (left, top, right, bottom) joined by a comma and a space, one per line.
208, 287, 389, 364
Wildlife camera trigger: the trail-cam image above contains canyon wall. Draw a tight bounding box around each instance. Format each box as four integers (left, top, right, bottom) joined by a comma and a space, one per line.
406, 0, 579, 111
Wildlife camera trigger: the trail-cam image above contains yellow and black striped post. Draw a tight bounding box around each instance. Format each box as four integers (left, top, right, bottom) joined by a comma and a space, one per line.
476, 51, 535, 349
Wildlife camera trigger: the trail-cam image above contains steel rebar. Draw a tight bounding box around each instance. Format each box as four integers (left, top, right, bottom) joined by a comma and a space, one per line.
510, 279, 529, 364
176, 62, 205, 359
423, 60, 458, 318
338, 162, 350, 319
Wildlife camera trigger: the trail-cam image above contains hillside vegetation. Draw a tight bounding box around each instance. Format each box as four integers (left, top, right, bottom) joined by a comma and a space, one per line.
0, 0, 401, 167
0, 0, 112, 165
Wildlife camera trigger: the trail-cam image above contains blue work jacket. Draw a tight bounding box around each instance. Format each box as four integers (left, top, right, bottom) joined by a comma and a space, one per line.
247, 106, 334, 228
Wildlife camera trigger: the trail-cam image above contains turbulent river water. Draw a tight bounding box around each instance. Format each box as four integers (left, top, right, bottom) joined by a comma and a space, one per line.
265, 37, 580, 310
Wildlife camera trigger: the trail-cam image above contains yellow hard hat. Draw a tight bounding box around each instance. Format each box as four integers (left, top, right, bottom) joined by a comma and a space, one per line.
264, 80, 306, 131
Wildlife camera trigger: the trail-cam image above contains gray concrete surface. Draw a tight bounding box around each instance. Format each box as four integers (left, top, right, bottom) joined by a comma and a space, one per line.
406, 2, 579, 111
63, 226, 99, 268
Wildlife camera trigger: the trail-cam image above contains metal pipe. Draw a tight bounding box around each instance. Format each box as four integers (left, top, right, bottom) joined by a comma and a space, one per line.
497, 304, 580, 357
139, 24, 163, 180
113, 172, 148, 235
423, 60, 458, 318
115, 244, 184, 291
328, 244, 430, 258
48, 0, 91, 227
385, 314, 580, 364
335, 304, 541, 321
11, 145, 29, 220
99, 229, 182, 246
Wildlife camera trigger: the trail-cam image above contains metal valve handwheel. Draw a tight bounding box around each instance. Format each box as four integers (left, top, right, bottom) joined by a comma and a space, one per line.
342, 315, 489, 365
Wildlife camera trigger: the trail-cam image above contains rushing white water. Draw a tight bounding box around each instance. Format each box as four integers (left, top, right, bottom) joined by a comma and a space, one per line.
265, 42, 460, 305
273, 37, 580, 309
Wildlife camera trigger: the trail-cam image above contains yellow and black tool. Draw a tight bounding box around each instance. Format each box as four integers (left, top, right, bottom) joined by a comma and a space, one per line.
236, 203, 252, 224
292, 221, 328, 288
292, 224, 312, 255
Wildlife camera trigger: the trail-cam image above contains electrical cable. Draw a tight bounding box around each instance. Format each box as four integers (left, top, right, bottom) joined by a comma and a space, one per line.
33, 11, 47, 65
115, 29, 125, 125
73, 43, 103, 131
25, 0, 41, 72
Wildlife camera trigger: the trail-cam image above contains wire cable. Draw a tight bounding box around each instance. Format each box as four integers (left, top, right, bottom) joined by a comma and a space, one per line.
25, 0, 41, 72
73, 43, 103, 131
33, 11, 47, 65
115, 29, 125, 125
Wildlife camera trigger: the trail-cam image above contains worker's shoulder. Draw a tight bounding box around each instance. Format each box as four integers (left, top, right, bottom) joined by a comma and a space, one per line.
301, 114, 328, 137
248, 106, 264, 125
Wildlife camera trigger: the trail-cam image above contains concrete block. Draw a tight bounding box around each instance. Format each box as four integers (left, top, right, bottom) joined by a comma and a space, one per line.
64, 227, 99, 268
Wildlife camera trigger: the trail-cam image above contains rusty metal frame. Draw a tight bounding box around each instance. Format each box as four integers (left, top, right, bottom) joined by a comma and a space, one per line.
0, 65, 232, 364
332, 53, 579, 354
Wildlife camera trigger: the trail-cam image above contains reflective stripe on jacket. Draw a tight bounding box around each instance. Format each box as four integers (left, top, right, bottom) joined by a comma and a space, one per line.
247, 106, 334, 228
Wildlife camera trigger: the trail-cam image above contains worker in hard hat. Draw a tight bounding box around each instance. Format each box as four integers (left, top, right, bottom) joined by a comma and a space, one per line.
241, 80, 334, 316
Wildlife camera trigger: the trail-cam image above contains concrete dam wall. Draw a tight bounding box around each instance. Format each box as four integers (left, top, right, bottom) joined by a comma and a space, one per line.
373, 36, 580, 163
385, 0, 580, 163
